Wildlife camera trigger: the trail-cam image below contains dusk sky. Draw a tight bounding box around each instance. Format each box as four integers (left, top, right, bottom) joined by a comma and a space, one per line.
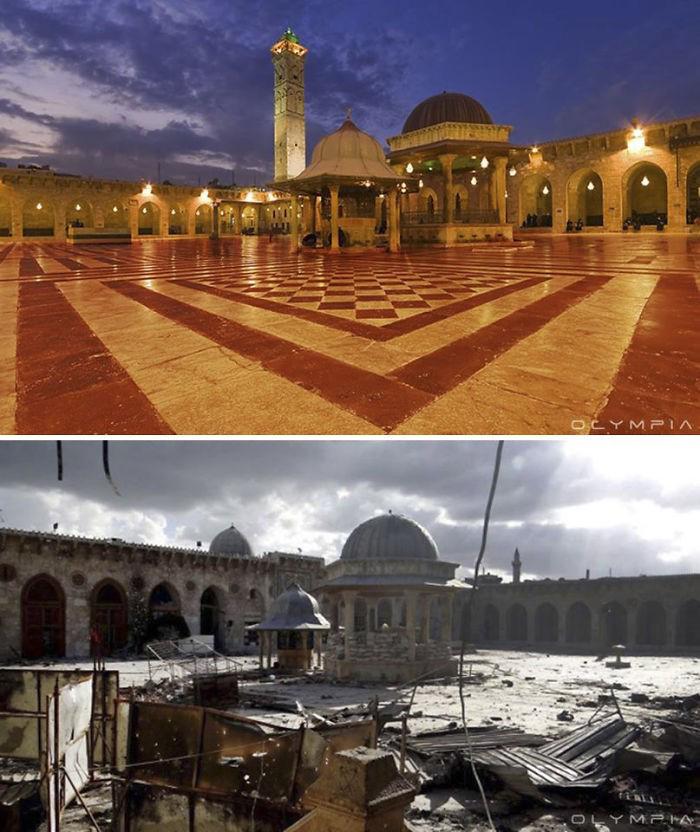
1, 0, 698, 184
0, 439, 698, 581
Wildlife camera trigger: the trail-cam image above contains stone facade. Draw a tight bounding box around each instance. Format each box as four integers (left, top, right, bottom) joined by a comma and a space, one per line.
0, 528, 324, 660
0, 169, 293, 241
505, 117, 700, 232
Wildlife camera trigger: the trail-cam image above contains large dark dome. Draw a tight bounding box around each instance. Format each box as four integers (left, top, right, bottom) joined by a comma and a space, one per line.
209, 524, 254, 557
402, 92, 493, 133
341, 513, 439, 561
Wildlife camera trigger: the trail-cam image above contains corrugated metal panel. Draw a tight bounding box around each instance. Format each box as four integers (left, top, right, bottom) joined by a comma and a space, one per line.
540, 714, 641, 773
472, 747, 586, 786
408, 726, 546, 755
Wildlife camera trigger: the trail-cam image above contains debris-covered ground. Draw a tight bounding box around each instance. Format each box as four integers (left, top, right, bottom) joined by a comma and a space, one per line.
4, 650, 699, 831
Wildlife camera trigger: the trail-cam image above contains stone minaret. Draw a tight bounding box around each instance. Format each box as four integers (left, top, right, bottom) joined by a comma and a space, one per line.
512, 547, 522, 584
271, 28, 307, 181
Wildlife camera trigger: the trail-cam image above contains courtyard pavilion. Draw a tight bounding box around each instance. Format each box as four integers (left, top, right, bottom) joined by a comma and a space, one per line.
273, 116, 409, 251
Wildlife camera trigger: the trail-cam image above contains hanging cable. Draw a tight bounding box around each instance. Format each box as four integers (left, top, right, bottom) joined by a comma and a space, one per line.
458, 439, 504, 832
102, 440, 121, 496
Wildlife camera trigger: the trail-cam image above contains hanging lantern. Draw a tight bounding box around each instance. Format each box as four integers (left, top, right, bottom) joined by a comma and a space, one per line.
542, 185, 550, 195
509, 166, 517, 177
405, 162, 414, 174
75, 203, 81, 211
36, 202, 43, 210
480, 156, 489, 169
641, 175, 650, 187
470, 176, 478, 186
418, 179, 424, 188
112, 206, 119, 213
587, 181, 595, 191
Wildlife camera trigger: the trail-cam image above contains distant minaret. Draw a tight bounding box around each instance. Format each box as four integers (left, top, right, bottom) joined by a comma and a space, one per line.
271, 28, 307, 181
512, 548, 522, 584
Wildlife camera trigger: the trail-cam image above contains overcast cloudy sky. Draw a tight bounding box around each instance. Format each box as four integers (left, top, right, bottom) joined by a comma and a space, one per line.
1, 0, 698, 184
0, 439, 697, 582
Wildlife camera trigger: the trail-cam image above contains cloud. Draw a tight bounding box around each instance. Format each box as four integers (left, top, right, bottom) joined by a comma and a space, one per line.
0, 439, 698, 580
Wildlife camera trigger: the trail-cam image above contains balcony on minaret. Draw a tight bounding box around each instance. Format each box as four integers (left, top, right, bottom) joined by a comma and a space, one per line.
270, 27, 308, 57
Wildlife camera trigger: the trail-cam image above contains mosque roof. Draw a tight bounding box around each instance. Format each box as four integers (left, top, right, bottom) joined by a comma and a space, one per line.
253, 583, 330, 631
402, 92, 493, 133
340, 513, 439, 562
294, 118, 402, 183
208, 524, 254, 557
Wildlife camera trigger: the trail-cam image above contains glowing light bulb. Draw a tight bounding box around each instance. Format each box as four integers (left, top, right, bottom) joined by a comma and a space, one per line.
542, 185, 550, 195
36, 202, 42, 210
171, 209, 176, 215
196, 209, 200, 216
470, 176, 477, 186
200, 188, 209, 200
628, 125, 645, 153
142, 207, 147, 214
509, 166, 517, 177
641, 175, 650, 187
405, 162, 414, 173
112, 206, 118, 213
418, 179, 424, 188
531, 146, 539, 154
480, 156, 489, 169
587, 181, 595, 191
75, 203, 81, 211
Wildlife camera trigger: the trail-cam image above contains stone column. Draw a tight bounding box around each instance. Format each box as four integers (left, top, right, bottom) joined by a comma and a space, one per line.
290, 193, 300, 249
329, 185, 340, 251
54, 203, 66, 241
266, 631, 273, 668
388, 190, 400, 252
94, 205, 105, 229
441, 595, 453, 643
210, 203, 220, 240
258, 631, 264, 669
128, 200, 139, 239
439, 153, 457, 224
405, 592, 417, 662
11, 198, 22, 239
493, 157, 507, 224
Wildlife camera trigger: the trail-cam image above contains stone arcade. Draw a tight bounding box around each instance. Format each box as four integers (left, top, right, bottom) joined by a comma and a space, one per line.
1, 515, 699, 666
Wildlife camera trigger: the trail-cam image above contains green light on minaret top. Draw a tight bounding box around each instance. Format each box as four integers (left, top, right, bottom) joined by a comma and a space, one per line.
282, 27, 300, 43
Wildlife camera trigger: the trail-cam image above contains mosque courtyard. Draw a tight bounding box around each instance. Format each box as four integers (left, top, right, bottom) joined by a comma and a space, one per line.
1, 233, 698, 436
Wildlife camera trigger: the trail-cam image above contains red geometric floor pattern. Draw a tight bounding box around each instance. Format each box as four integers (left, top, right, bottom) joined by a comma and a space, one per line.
1, 235, 699, 435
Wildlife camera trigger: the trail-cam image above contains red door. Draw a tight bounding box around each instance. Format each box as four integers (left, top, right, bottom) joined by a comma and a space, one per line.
22, 577, 65, 659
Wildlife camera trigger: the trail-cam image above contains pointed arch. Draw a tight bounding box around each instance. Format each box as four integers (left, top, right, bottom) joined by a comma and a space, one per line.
90, 579, 128, 656
622, 161, 668, 225
21, 574, 65, 658
566, 169, 603, 226
519, 174, 552, 227
534, 602, 559, 642
565, 601, 591, 643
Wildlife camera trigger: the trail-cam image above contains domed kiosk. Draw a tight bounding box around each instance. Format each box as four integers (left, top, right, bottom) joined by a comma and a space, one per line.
317, 512, 466, 683
251, 583, 330, 671
387, 91, 514, 244
273, 116, 407, 251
